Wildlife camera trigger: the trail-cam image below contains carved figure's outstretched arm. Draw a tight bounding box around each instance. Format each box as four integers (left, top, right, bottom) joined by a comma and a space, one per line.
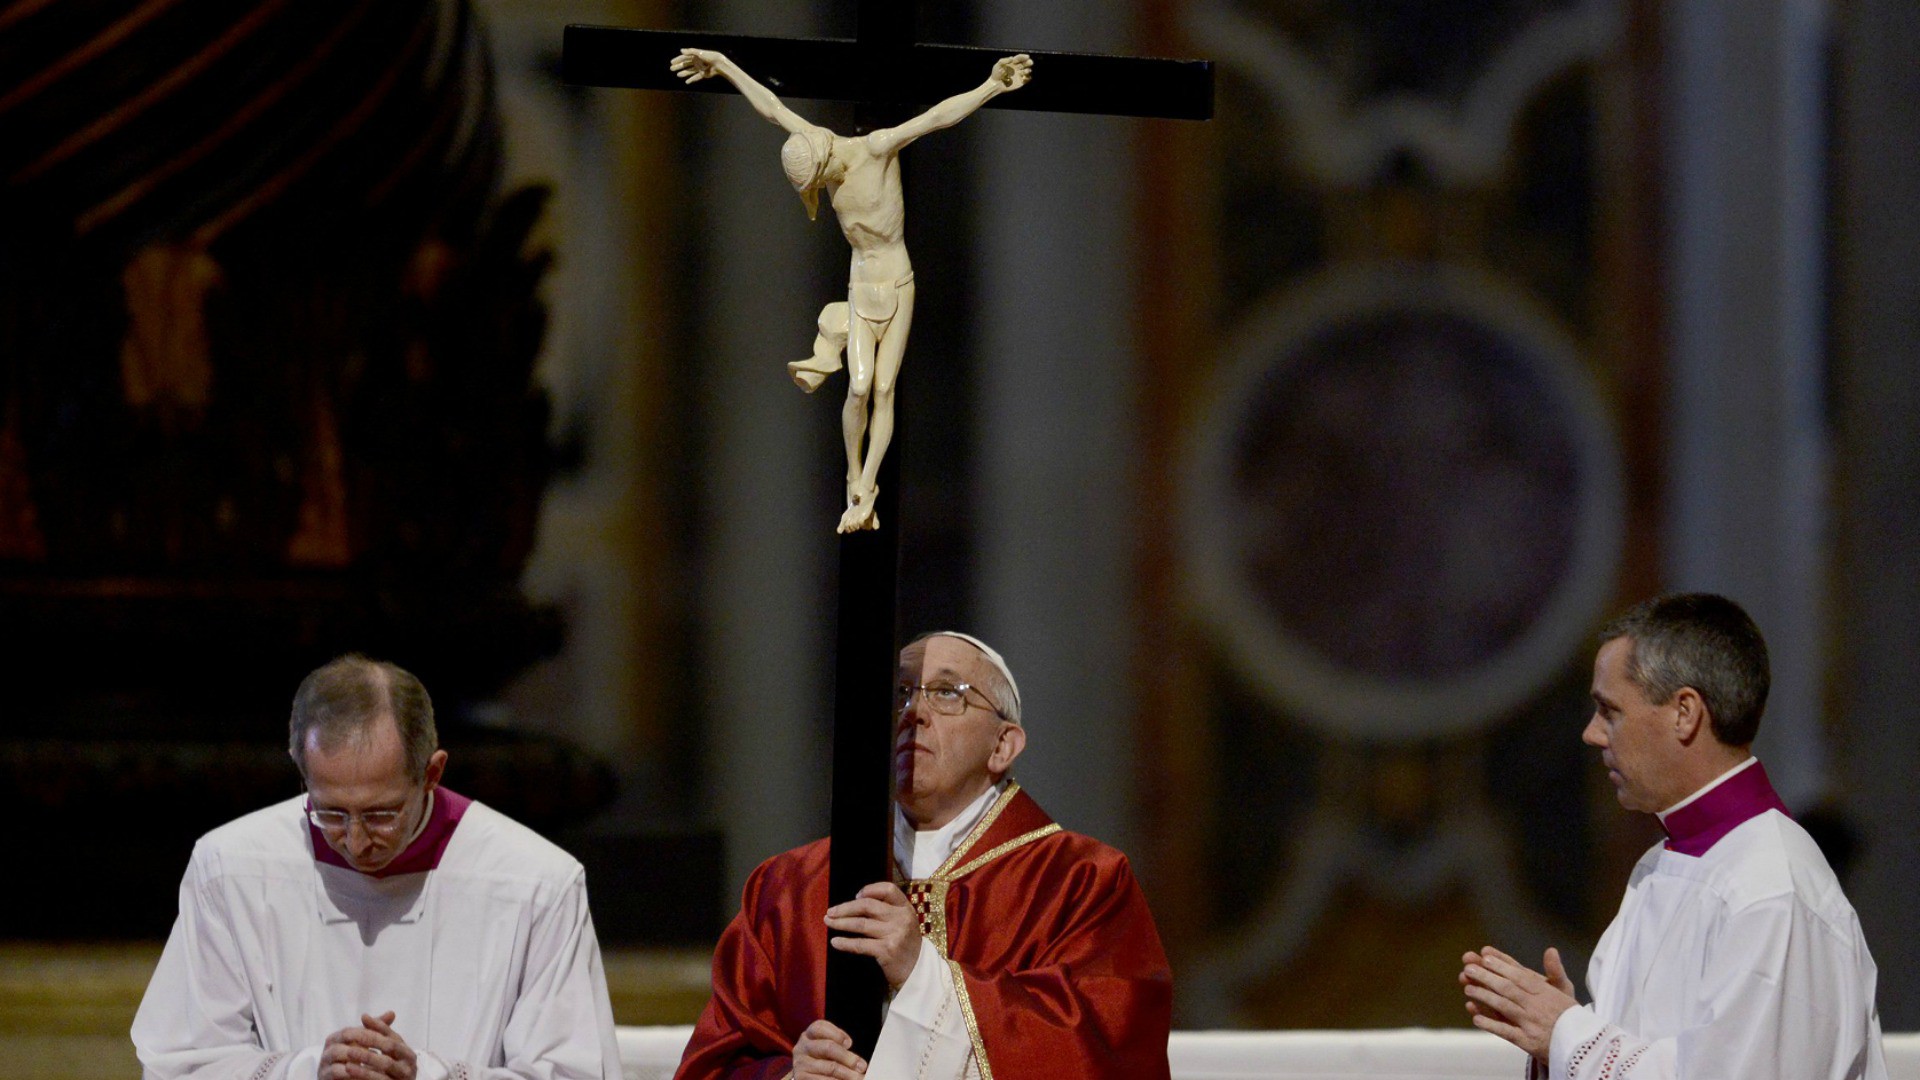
671, 48, 815, 135
868, 55, 1032, 156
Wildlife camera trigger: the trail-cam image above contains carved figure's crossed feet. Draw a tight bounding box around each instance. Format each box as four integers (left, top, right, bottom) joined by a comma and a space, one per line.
837, 484, 879, 533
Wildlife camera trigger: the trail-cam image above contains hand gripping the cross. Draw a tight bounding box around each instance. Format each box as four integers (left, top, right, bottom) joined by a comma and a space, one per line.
788, 882, 921, 1078
825, 881, 921, 988
793, 1018, 868, 1080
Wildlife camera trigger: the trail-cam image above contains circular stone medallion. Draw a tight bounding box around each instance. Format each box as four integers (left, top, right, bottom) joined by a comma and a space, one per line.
1184, 264, 1623, 742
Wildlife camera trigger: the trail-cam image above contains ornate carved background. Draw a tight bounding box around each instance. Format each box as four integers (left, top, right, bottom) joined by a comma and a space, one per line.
0, 0, 618, 937
1135, 0, 1672, 1026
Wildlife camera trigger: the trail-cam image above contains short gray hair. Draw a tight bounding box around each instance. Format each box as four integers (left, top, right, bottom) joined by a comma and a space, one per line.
1600, 593, 1769, 747
969, 655, 1021, 729
288, 655, 438, 781
907, 631, 1022, 727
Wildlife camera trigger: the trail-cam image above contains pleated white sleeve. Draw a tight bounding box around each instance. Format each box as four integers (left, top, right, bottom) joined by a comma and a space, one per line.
1546, 894, 1887, 1080
132, 851, 320, 1080
866, 937, 977, 1080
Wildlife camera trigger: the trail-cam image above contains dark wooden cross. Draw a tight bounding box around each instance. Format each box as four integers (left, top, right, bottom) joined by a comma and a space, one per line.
563, 4, 1209, 1059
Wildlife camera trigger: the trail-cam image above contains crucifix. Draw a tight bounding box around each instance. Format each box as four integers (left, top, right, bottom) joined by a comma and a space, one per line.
563, 4, 1210, 1058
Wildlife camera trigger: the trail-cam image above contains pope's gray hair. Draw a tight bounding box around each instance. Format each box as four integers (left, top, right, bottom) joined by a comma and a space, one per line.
907, 631, 1022, 727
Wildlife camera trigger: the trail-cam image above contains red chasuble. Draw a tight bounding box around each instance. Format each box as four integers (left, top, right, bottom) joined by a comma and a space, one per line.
675, 783, 1173, 1080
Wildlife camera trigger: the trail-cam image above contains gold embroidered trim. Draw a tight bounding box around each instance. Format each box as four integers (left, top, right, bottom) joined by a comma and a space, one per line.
899, 780, 1063, 960
948, 957, 994, 1080
948, 824, 1062, 882
932, 779, 1023, 879
903, 877, 951, 958
902, 781, 1063, 1080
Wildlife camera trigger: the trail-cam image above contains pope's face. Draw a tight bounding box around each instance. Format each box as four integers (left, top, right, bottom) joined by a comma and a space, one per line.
893, 637, 1023, 830
1584, 636, 1682, 813
299, 715, 441, 873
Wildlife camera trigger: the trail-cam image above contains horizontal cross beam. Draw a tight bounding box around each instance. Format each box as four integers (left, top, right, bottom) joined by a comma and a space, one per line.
561, 26, 1213, 121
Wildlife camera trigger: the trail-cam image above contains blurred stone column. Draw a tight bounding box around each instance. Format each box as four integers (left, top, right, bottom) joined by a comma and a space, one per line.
972, 7, 1137, 853
1661, 0, 1830, 807
1833, 0, 1920, 1030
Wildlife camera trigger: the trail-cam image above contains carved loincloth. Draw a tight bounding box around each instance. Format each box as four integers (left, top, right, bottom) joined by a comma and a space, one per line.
851, 271, 915, 337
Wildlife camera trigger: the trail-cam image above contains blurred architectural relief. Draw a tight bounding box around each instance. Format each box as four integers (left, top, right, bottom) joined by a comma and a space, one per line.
0, 0, 623, 938
1146, 0, 1652, 1026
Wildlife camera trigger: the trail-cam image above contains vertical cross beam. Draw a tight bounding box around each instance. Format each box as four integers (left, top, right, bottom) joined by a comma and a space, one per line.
824, 471, 899, 1056
561, 8, 1209, 1064
821, 5, 913, 1058
855, 0, 914, 118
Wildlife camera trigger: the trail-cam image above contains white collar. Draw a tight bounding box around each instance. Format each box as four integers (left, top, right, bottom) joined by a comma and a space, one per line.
893, 782, 1004, 880
1657, 755, 1757, 823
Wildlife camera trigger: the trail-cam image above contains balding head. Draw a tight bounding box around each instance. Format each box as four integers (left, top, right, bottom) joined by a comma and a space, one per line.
288, 655, 439, 782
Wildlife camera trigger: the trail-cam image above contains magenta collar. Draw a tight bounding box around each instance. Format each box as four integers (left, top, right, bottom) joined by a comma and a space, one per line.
310, 787, 472, 878
1660, 761, 1789, 857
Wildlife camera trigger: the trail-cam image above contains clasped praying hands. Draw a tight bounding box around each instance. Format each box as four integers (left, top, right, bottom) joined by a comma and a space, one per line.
1458, 945, 1578, 1062
320, 1012, 418, 1080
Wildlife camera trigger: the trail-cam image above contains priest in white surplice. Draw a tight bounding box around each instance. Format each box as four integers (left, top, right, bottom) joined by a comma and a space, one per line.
1460, 594, 1888, 1080
132, 655, 621, 1080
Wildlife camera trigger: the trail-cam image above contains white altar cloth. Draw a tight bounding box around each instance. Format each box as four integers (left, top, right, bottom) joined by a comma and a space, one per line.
617, 1027, 1920, 1080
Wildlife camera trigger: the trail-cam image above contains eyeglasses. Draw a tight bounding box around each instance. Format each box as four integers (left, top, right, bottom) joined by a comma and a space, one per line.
306, 798, 411, 837
896, 680, 1005, 719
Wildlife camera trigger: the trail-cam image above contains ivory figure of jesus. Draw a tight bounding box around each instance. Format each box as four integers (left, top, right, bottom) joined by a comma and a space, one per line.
672, 48, 1033, 532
